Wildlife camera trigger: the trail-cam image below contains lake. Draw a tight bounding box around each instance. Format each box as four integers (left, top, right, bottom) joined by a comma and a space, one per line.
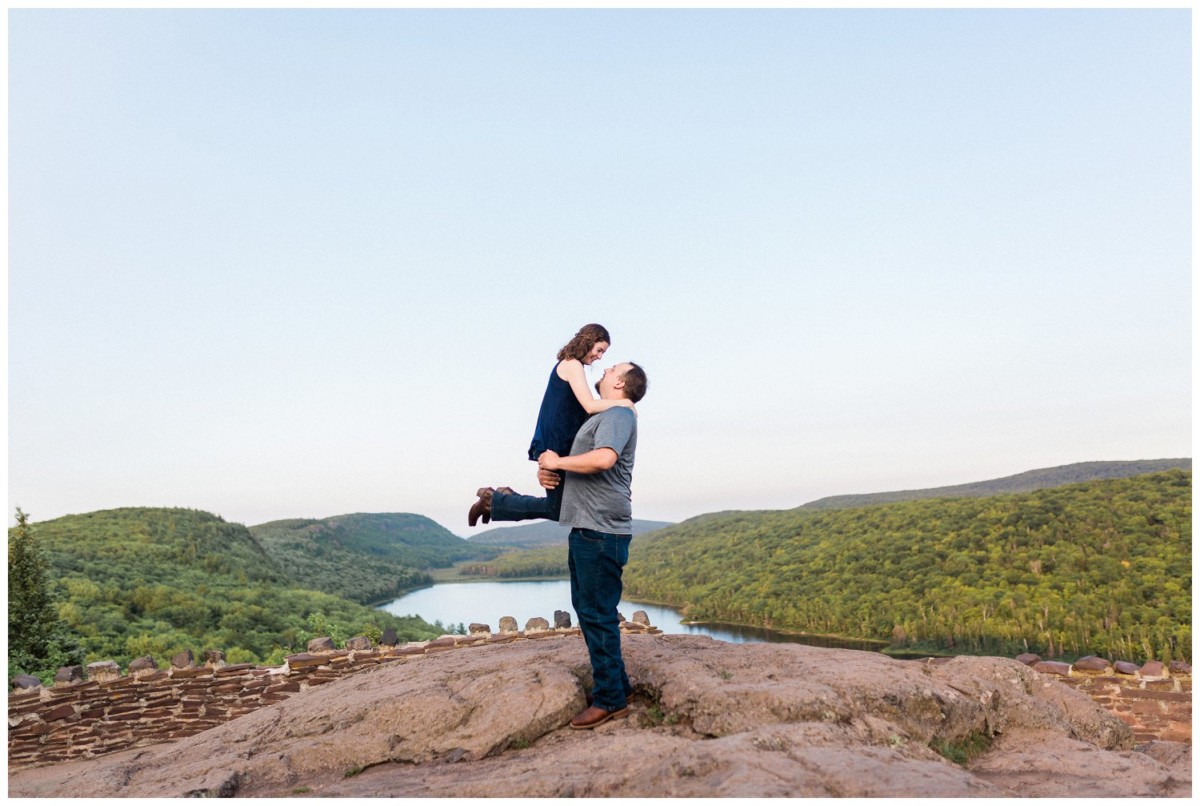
378, 579, 888, 651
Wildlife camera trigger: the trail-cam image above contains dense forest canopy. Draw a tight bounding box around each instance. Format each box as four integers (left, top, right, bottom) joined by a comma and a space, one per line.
458, 544, 571, 579
16, 508, 443, 670
624, 471, 1191, 662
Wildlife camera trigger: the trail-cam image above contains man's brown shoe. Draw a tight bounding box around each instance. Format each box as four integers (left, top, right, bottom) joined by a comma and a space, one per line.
569, 704, 629, 730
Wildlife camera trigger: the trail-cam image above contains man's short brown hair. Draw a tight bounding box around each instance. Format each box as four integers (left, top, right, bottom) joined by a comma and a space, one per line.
621, 363, 648, 403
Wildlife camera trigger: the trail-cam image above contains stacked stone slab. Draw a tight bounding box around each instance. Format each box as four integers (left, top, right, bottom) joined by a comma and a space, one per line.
1014, 653, 1192, 743
8, 613, 664, 770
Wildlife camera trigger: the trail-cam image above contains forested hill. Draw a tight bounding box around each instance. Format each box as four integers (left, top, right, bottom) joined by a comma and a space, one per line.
799, 459, 1191, 511
250, 513, 499, 602
19, 508, 441, 670
34, 507, 281, 584
468, 518, 675, 548
625, 470, 1191, 662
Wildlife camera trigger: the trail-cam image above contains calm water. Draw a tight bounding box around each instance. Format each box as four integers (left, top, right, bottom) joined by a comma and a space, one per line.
379, 580, 886, 652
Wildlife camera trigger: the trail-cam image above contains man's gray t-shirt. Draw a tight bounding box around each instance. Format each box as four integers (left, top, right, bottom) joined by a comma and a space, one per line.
559, 407, 638, 534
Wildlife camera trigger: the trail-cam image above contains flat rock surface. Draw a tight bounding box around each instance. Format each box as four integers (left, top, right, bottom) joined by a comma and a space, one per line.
7, 635, 1191, 798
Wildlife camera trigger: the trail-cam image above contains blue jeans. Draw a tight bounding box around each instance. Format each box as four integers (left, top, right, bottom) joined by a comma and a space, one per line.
568, 528, 633, 711
490, 474, 564, 522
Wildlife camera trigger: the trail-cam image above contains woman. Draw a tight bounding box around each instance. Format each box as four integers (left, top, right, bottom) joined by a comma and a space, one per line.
469, 323, 633, 526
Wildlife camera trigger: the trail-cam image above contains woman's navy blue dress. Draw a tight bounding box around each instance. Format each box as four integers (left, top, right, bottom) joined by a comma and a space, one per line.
492, 361, 588, 522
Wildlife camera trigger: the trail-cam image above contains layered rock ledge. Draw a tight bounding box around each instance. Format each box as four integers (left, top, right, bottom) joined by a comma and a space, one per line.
7, 635, 1190, 798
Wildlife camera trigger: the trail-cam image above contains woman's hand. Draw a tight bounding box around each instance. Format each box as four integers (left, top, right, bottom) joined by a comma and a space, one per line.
538, 450, 561, 471
537, 469, 561, 490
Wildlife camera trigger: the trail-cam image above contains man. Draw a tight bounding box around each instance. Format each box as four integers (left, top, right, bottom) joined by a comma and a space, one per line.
537, 361, 648, 730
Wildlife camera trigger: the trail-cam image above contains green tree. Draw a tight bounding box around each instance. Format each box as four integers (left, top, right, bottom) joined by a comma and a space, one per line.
8, 509, 84, 681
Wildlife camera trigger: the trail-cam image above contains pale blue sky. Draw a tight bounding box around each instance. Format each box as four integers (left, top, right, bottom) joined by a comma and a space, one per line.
8, 9, 1191, 536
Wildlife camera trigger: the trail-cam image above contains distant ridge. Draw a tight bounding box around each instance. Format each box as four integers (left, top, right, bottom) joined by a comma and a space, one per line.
798, 459, 1192, 511
468, 518, 674, 548
251, 512, 483, 568
251, 513, 500, 602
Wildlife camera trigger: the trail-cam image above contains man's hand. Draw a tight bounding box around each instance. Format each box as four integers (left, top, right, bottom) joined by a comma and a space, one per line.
538, 450, 561, 471
538, 468, 561, 490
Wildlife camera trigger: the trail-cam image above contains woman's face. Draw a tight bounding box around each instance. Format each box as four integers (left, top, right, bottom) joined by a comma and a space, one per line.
584, 341, 610, 365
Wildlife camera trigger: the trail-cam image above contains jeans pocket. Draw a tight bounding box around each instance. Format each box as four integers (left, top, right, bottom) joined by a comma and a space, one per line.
576, 528, 606, 545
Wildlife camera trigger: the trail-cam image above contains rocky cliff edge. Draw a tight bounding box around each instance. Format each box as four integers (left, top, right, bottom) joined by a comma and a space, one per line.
7, 635, 1190, 797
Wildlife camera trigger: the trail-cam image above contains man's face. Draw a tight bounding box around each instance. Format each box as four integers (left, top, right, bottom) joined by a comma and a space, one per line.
595, 363, 633, 397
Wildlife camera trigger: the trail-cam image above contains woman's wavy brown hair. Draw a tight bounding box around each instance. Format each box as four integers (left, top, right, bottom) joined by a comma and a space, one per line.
557, 323, 612, 361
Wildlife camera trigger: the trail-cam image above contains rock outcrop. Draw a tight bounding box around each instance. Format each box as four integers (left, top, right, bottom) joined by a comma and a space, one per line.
7, 636, 1191, 798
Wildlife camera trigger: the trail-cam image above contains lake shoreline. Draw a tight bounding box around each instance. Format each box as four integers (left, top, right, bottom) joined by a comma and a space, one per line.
616, 592, 921, 652
384, 575, 926, 652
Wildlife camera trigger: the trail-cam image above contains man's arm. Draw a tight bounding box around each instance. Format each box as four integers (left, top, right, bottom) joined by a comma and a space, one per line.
538, 448, 618, 475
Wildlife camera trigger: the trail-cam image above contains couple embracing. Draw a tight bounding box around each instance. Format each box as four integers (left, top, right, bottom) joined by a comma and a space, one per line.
468, 324, 648, 730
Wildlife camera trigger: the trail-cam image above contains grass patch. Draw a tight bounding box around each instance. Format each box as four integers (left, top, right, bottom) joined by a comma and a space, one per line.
633, 686, 682, 728
640, 704, 667, 727
930, 731, 993, 766
639, 702, 683, 728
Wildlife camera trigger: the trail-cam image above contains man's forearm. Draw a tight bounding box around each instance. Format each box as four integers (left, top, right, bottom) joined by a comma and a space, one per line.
542, 448, 618, 475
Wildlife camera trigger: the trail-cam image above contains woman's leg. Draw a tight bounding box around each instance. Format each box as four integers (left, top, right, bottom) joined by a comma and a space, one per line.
489, 473, 565, 522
